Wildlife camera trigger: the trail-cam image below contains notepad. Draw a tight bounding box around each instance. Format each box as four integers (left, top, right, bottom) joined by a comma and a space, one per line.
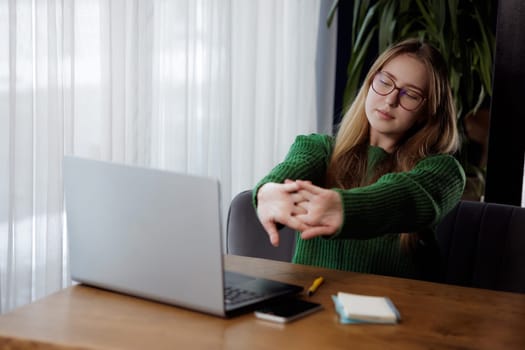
332, 292, 401, 324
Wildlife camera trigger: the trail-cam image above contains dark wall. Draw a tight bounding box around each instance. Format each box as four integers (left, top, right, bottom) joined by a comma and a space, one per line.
332, 1, 378, 129
484, 0, 525, 205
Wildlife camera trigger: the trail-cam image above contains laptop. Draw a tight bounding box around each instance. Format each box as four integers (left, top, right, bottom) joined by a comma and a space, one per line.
63, 156, 303, 317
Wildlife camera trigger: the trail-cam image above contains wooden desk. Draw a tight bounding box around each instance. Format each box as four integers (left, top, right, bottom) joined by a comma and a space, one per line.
1, 255, 524, 350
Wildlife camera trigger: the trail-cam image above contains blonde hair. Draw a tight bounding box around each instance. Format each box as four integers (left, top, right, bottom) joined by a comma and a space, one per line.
327, 38, 459, 249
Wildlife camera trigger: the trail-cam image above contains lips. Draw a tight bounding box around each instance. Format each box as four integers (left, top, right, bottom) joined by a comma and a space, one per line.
377, 109, 394, 120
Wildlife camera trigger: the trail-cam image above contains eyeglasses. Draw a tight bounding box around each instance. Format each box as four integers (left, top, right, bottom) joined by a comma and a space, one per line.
371, 72, 426, 111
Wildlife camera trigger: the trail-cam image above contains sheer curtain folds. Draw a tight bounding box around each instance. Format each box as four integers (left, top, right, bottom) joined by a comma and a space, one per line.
0, 0, 336, 314
1, 0, 71, 315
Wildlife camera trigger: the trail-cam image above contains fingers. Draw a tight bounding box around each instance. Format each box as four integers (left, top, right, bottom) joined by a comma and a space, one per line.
285, 216, 311, 233
261, 221, 280, 247
282, 179, 300, 192
300, 226, 336, 239
294, 181, 322, 202
258, 180, 340, 244
295, 180, 319, 193
289, 192, 305, 204
290, 203, 307, 216
263, 217, 312, 247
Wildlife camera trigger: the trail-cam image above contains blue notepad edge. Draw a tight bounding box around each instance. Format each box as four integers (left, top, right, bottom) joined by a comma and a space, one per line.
331, 295, 401, 324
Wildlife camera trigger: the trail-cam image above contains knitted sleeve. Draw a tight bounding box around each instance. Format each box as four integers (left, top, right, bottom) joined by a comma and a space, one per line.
252, 133, 333, 205
331, 154, 466, 239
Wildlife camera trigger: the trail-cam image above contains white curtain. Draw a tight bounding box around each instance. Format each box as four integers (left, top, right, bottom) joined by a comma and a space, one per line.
0, 0, 336, 314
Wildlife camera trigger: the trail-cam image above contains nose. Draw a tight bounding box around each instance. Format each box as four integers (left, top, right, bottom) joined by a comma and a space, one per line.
385, 88, 401, 106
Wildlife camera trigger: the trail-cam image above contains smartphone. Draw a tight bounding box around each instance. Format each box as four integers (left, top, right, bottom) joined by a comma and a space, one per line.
254, 298, 323, 323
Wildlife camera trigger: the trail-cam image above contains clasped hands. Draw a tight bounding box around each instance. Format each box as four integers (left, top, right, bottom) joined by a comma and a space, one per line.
256, 180, 343, 247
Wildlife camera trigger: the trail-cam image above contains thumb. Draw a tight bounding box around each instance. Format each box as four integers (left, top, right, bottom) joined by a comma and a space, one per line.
300, 226, 332, 240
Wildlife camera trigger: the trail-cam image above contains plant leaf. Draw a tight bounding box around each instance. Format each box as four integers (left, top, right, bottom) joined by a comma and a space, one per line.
326, 0, 339, 27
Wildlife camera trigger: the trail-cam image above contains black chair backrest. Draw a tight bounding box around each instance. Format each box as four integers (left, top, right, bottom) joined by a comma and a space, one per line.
227, 190, 525, 293
436, 200, 525, 294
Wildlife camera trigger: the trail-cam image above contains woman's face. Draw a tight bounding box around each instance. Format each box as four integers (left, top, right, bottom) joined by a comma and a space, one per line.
365, 53, 428, 151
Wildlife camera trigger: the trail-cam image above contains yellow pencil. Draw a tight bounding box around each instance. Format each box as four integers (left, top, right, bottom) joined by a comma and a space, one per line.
307, 276, 324, 296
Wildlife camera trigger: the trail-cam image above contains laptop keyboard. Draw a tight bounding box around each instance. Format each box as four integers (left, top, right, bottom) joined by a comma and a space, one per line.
224, 286, 263, 305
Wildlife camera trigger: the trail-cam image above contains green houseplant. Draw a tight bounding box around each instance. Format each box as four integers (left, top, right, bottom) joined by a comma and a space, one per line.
328, 0, 496, 200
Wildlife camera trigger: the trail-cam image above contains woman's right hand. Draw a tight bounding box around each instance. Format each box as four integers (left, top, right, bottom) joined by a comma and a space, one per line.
256, 181, 309, 247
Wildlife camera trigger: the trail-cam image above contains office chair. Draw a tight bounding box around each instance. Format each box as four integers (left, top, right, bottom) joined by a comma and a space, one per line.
436, 200, 525, 294
226, 190, 525, 293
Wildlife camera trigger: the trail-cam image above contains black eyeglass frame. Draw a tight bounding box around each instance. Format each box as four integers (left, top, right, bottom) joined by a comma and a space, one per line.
371, 72, 426, 111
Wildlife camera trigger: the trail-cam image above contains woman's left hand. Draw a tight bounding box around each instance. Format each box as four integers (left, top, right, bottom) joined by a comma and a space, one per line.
293, 180, 343, 239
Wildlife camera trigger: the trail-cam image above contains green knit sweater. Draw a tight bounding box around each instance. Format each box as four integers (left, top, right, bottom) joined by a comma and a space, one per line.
253, 133, 466, 280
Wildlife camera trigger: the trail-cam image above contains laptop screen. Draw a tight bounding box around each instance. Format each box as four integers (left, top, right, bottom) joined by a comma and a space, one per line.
64, 156, 227, 315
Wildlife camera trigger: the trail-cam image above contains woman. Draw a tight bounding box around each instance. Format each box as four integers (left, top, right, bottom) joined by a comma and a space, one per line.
253, 38, 466, 281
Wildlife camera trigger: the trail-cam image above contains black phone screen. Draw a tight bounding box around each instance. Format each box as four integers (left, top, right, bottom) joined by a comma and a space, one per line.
254, 298, 323, 323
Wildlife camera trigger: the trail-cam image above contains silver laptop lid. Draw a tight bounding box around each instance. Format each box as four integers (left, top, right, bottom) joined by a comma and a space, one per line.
64, 156, 226, 316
